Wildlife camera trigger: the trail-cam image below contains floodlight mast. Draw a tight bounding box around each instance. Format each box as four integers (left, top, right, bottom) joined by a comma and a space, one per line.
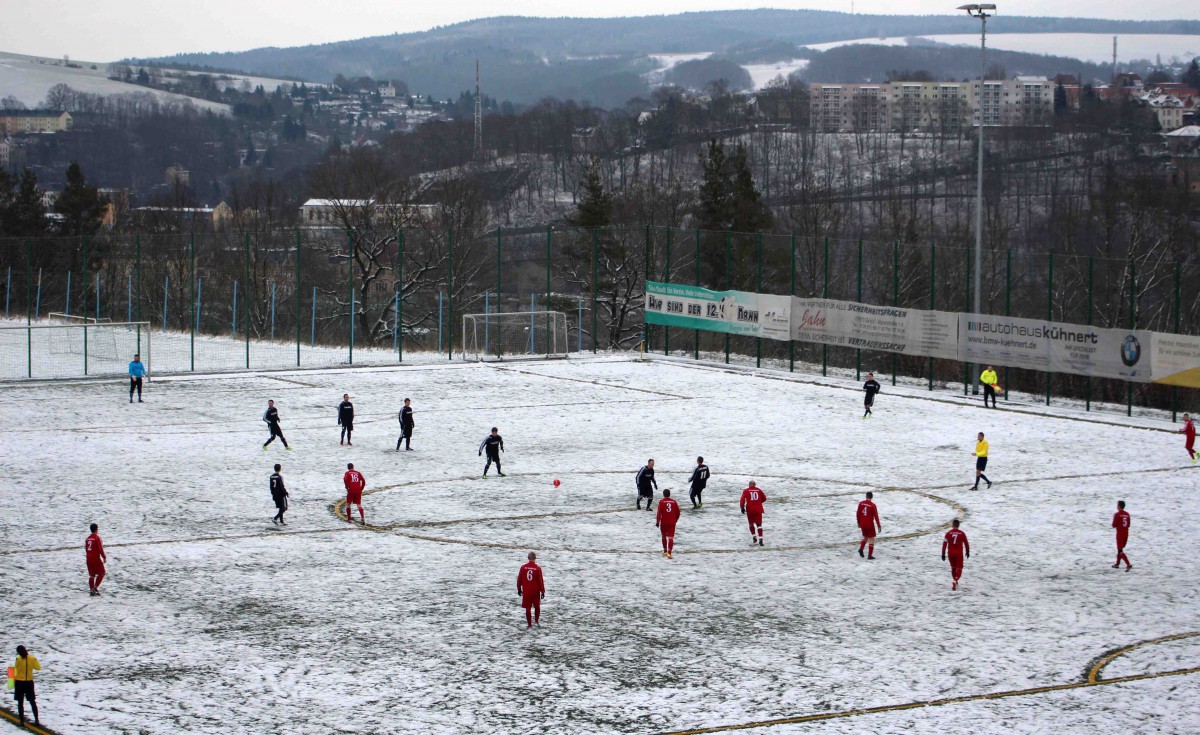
960, 3, 994, 395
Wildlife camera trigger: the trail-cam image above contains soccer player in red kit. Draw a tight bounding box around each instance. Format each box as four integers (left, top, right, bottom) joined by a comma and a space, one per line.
517, 551, 545, 629
656, 489, 682, 558
857, 492, 881, 560
740, 480, 766, 546
1112, 500, 1132, 571
1180, 413, 1196, 463
343, 463, 366, 524
85, 523, 106, 596
941, 519, 969, 590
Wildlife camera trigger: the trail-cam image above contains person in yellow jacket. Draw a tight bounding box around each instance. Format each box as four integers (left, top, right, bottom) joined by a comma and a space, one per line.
13, 645, 40, 727
980, 366, 999, 408
973, 432, 992, 490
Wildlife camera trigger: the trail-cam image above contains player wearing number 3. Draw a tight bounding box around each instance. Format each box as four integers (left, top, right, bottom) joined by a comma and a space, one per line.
517, 552, 545, 629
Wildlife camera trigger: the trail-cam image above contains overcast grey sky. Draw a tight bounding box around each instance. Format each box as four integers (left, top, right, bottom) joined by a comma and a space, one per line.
0, 0, 1187, 61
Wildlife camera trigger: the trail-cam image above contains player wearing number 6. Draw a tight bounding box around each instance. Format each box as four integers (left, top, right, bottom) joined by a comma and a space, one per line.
517, 552, 545, 629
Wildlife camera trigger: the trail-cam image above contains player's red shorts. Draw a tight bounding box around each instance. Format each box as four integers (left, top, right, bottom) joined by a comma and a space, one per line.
1116, 531, 1129, 550
859, 524, 876, 539
746, 511, 763, 528
346, 488, 362, 505
521, 591, 540, 609
660, 524, 677, 537
86, 559, 105, 576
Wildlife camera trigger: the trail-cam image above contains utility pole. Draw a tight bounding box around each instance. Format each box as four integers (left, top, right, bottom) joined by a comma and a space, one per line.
960, 3, 995, 395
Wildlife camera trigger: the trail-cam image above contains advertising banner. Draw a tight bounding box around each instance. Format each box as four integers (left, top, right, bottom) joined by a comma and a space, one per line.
957, 314, 1153, 382
1150, 333, 1200, 388
790, 298, 958, 359
644, 282, 791, 341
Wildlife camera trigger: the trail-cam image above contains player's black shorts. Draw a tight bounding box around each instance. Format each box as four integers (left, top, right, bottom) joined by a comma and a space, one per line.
14, 680, 35, 701
342, 421, 354, 431
638, 487, 653, 497
976, 457, 988, 471
864, 395, 875, 406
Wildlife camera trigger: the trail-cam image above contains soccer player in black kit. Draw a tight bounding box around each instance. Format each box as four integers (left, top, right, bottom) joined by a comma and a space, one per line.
397, 398, 414, 451
263, 400, 290, 450
689, 456, 710, 509
480, 427, 505, 476
862, 373, 881, 418
636, 459, 657, 510
270, 464, 289, 525
338, 394, 354, 445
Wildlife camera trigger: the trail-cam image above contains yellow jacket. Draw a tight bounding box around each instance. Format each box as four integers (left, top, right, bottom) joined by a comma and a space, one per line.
980, 369, 998, 386
976, 440, 989, 458
14, 654, 40, 681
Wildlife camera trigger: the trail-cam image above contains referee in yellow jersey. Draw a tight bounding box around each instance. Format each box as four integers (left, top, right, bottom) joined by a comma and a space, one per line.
973, 432, 992, 490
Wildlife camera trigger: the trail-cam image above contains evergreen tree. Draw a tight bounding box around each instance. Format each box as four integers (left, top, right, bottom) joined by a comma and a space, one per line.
1183, 59, 1200, 91
1054, 83, 1068, 114
568, 159, 612, 229
2, 169, 48, 236
695, 139, 733, 232
54, 161, 106, 236
729, 144, 772, 233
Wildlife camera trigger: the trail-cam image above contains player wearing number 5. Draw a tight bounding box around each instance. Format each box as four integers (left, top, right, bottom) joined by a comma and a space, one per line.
517, 551, 545, 629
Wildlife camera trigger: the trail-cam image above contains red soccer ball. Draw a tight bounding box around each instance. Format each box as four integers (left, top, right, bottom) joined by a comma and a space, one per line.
553, 479, 561, 488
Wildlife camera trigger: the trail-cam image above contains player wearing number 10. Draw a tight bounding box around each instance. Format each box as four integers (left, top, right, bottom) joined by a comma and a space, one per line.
740, 481, 766, 546
517, 552, 545, 629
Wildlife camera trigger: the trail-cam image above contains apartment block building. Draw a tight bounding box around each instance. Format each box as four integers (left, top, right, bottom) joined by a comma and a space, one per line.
0, 110, 73, 136
811, 77, 1053, 132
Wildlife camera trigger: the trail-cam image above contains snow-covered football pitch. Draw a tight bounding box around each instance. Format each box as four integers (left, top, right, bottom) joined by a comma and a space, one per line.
1, 356, 1198, 735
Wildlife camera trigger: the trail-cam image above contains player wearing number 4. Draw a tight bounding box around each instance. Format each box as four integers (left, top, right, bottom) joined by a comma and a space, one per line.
656, 489, 681, 558
857, 492, 881, 559
517, 552, 545, 629
740, 480, 766, 546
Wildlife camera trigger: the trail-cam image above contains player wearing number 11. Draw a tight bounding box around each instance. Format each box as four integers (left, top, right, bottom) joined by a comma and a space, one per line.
517, 552, 545, 629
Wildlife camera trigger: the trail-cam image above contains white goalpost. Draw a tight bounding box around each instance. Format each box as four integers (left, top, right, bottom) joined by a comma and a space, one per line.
462, 311, 569, 361
0, 320, 151, 379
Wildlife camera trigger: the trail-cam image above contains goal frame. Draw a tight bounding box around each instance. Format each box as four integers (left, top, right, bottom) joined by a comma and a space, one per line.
462, 311, 569, 362
0, 321, 151, 379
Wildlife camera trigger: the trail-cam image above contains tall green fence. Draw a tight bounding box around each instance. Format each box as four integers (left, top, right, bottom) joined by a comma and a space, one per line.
1, 226, 1197, 420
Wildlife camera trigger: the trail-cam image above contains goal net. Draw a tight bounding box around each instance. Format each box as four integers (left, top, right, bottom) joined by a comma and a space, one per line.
462, 311, 569, 361
0, 321, 150, 379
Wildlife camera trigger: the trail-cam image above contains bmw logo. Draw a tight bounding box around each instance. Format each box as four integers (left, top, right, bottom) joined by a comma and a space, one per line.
1120, 335, 1141, 367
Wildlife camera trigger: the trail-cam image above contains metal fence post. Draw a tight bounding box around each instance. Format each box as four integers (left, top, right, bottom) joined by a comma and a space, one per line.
232, 280, 238, 336
725, 230, 732, 365
790, 233, 796, 373
191, 233, 196, 372
964, 246, 970, 395
928, 241, 935, 391
82, 236, 89, 375
592, 228, 599, 354
645, 225, 652, 352
270, 281, 276, 340
1173, 261, 1181, 422
437, 290, 443, 353
664, 225, 672, 356
1046, 252, 1054, 405
136, 235, 142, 354
892, 240, 898, 386
65, 271, 72, 317
1128, 258, 1136, 417
448, 229, 454, 361
244, 233, 250, 369
347, 232, 354, 366
694, 228, 700, 361
25, 239, 31, 378
1005, 249, 1011, 401
856, 238, 862, 380
497, 227, 503, 359
823, 235, 829, 377
163, 276, 169, 331
196, 277, 203, 334
310, 286, 316, 348
1086, 255, 1092, 411
295, 232, 301, 367
756, 232, 764, 368
397, 228, 404, 362
544, 226, 550, 357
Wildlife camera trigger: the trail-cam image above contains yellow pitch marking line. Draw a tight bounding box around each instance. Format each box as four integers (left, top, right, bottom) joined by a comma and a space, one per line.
654, 632, 1200, 735
0, 706, 58, 734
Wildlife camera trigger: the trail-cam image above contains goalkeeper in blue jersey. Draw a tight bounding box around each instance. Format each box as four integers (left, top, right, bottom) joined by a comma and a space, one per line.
128, 354, 146, 403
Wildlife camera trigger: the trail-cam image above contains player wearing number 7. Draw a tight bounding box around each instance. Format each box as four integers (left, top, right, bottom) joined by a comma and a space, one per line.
941, 519, 970, 591
517, 552, 545, 629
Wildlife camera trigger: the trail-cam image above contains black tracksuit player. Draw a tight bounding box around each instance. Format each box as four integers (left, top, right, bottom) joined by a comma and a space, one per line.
397, 399, 414, 451
480, 428, 505, 476
338, 394, 354, 445
636, 460, 657, 510
270, 465, 289, 525
263, 400, 290, 450
689, 457, 710, 509
863, 374, 881, 418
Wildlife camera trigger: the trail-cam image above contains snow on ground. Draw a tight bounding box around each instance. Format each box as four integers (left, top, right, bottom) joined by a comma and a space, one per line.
0, 52, 230, 114
743, 60, 810, 90
1, 356, 1198, 734
804, 33, 1200, 65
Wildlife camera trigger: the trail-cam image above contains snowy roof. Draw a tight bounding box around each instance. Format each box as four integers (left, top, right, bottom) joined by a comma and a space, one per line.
0, 109, 70, 118
301, 199, 374, 207
1164, 126, 1200, 137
